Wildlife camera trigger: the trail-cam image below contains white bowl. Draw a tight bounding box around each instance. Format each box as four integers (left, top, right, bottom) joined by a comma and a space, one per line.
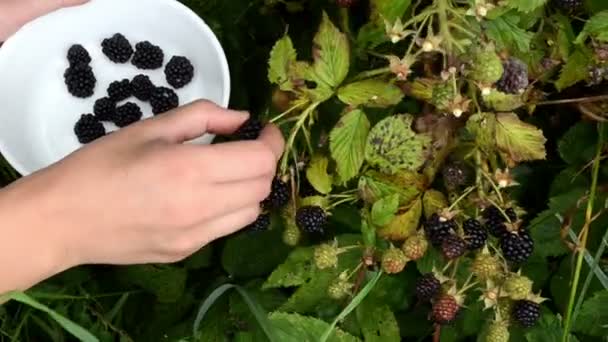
0, 0, 230, 176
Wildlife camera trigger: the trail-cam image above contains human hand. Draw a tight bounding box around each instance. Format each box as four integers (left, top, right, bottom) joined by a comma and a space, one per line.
0, 0, 89, 41
0, 100, 283, 291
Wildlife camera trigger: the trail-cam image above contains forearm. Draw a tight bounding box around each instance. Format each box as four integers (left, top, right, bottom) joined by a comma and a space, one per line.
0, 181, 71, 295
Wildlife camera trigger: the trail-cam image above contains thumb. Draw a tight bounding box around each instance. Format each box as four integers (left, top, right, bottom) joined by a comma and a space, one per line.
34, 0, 89, 17
143, 100, 250, 143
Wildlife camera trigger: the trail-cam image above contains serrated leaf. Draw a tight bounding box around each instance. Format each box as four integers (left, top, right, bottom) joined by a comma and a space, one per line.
486, 12, 533, 53
525, 308, 564, 342
554, 13, 575, 61
312, 12, 350, 89
550, 167, 590, 197
422, 190, 448, 219
337, 79, 403, 108
575, 11, 608, 44
330, 109, 370, 184
558, 121, 598, 165
269, 312, 361, 342
371, 194, 400, 226
358, 170, 425, 206
115, 265, 187, 303
268, 35, 297, 90
306, 155, 333, 194
365, 114, 431, 174
370, 0, 412, 23
508, 0, 547, 12
222, 229, 290, 278
416, 246, 443, 274
495, 113, 547, 162
355, 301, 400, 342
263, 247, 315, 289
458, 302, 488, 336
555, 49, 592, 91
573, 290, 608, 336
482, 90, 524, 112
378, 198, 422, 241
466, 112, 497, 153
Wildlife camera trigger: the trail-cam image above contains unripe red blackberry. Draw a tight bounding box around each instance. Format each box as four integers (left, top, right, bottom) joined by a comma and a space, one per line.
441, 234, 467, 260
381, 247, 407, 274
431, 295, 460, 324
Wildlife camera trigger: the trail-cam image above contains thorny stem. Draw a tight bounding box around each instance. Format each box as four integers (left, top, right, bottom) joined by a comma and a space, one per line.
448, 22, 475, 38
442, 260, 454, 273
280, 102, 320, 175
486, 198, 512, 223
535, 94, 608, 106
480, 169, 505, 205
269, 101, 307, 124
406, 15, 431, 57
562, 123, 605, 341
351, 67, 391, 81
433, 324, 441, 342
436, 0, 453, 53
401, 10, 438, 32
329, 197, 359, 209
450, 258, 460, 279
447, 186, 477, 211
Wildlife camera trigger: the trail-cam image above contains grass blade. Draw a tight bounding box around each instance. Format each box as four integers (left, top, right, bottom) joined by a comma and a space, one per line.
567, 229, 608, 289
320, 270, 383, 342
1, 291, 99, 342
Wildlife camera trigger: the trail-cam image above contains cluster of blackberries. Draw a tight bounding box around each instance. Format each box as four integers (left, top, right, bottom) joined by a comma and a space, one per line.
66, 33, 195, 144
482, 206, 534, 263
423, 214, 484, 260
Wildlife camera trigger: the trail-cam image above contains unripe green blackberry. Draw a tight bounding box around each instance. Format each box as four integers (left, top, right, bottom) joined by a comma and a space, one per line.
328, 276, 353, 300
503, 274, 533, 300
470, 51, 504, 85
314, 243, 339, 269
472, 252, 502, 281
497, 299, 514, 321
381, 247, 407, 274
485, 320, 510, 342
431, 83, 457, 111
282, 224, 301, 246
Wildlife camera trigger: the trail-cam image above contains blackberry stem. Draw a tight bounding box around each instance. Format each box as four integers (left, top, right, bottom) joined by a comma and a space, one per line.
351, 67, 390, 81
269, 101, 307, 124
480, 169, 505, 204
280, 102, 320, 175
447, 186, 476, 211
485, 198, 512, 224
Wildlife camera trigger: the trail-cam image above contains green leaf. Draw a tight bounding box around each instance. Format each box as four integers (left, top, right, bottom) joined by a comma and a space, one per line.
422, 190, 448, 219
558, 122, 598, 165
554, 14, 575, 60
486, 12, 534, 53
370, 0, 412, 23
416, 246, 444, 274
550, 167, 590, 197
337, 79, 404, 108
371, 194, 400, 226
269, 312, 361, 342
466, 112, 497, 153
525, 308, 564, 342
356, 301, 400, 342
378, 197, 422, 241
575, 11, 608, 44
555, 49, 592, 91
268, 34, 297, 90
573, 290, 608, 336
2, 292, 99, 342
365, 268, 417, 311
458, 302, 488, 336
306, 154, 333, 194
115, 264, 187, 303
329, 109, 370, 184
358, 170, 425, 206
184, 245, 213, 269
263, 247, 315, 289
365, 114, 431, 174
482, 90, 524, 112
312, 12, 350, 89
494, 112, 547, 162
222, 229, 290, 278
508, 0, 547, 12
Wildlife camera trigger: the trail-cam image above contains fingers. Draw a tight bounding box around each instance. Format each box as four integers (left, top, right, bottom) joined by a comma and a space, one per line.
145, 100, 249, 143
29, 0, 89, 19
199, 177, 272, 219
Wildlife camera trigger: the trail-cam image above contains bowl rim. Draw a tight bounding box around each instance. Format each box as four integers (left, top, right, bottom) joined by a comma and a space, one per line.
0, 0, 231, 176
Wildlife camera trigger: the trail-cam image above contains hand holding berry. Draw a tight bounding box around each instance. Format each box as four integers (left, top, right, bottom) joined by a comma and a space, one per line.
0, 0, 89, 41
0, 100, 284, 293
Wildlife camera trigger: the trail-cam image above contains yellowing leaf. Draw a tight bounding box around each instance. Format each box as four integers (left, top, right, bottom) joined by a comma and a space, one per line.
330, 109, 370, 184
422, 190, 447, 219
268, 35, 297, 90
312, 12, 350, 89
306, 155, 333, 194
482, 90, 524, 112
378, 197, 422, 241
365, 114, 431, 174
495, 113, 547, 162
358, 170, 424, 206
337, 79, 404, 108
466, 112, 497, 153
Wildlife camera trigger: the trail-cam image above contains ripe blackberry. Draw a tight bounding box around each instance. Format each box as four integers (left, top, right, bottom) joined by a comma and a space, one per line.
554, 0, 583, 12
423, 214, 457, 247
299, 175, 320, 198
132, 41, 164, 70
415, 273, 441, 301
512, 300, 541, 328
101, 33, 133, 63
463, 218, 487, 250
245, 213, 271, 233
150, 87, 179, 115
165, 56, 194, 88
432, 295, 460, 324
234, 118, 264, 140
496, 58, 529, 94
74, 114, 105, 144
482, 206, 513, 238
130, 74, 155, 101
64, 63, 96, 98
441, 234, 467, 259
588, 65, 607, 86
107, 79, 132, 102
67, 44, 91, 65
442, 161, 471, 189
295, 206, 327, 234
262, 177, 290, 209
501, 230, 534, 263
93, 97, 116, 121
114, 102, 142, 127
